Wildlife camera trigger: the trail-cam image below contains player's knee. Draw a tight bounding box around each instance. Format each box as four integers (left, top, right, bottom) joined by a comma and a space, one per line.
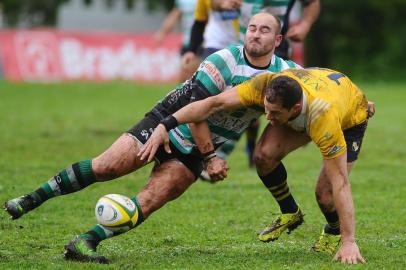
253, 147, 282, 171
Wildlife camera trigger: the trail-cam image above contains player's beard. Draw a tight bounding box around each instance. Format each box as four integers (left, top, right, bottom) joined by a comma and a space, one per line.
244, 41, 274, 58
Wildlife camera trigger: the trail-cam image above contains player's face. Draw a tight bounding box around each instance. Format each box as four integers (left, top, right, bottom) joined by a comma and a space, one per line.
264, 98, 295, 126
244, 14, 282, 57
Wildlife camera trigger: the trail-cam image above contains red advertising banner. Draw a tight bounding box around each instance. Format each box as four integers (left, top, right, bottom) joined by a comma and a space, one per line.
0, 30, 183, 82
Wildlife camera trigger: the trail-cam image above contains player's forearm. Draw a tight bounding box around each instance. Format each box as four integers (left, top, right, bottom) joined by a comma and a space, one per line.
332, 176, 356, 243
173, 96, 223, 124
326, 156, 356, 243
189, 122, 215, 153
158, 9, 181, 35
301, 0, 320, 27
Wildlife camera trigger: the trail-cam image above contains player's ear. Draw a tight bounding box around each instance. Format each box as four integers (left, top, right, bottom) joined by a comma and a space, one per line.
275, 34, 283, 47
292, 103, 301, 114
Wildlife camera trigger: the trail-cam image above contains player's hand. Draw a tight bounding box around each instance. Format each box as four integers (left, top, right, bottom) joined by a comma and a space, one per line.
153, 31, 165, 47
219, 0, 242, 10
181, 52, 196, 68
206, 157, 229, 181
367, 101, 376, 118
333, 242, 366, 264
286, 21, 311, 42
138, 124, 170, 162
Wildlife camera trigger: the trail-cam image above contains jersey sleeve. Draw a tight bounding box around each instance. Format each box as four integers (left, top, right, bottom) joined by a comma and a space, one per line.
194, 0, 209, 21
286, 60, 302, 69
194, 49, 233, 95
236, 73, 271, 106
308, 109, 347, 159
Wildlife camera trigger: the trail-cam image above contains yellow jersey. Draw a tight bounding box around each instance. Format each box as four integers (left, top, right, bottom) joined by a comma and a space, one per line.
236, 68, 368, 159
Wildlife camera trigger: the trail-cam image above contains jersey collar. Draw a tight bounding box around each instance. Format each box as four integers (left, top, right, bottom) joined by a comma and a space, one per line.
286, 93, 308, 132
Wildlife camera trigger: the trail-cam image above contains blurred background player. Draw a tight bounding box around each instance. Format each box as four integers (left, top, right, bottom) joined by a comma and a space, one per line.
210, 0, 320, 172
154, 0, 199, 82
181, 0, 240, 73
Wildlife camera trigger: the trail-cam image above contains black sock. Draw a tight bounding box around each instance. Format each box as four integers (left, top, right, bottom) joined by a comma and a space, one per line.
259, 163, 298, 214
28, 160, 96, 208
322, 211, 340, 235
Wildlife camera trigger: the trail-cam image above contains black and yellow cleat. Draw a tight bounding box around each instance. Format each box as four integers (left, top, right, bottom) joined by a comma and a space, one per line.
258, 208, 304, 242
312, 230, 341, 254
64, 235, 108, 264
4, 195, 36, 220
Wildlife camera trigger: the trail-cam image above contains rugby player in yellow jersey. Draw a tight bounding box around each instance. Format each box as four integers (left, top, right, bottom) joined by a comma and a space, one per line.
140, 68, 375, 264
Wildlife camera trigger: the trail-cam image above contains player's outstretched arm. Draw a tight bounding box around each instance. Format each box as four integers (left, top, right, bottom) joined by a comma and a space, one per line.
174, 87, 242, 124
139, 88, 243, 162
323, 154, 366, 264
190, 121, 229, 181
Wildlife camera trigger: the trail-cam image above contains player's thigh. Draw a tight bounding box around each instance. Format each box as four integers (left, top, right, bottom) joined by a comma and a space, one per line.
137, 160, 196, 217
255, 123, 311, 160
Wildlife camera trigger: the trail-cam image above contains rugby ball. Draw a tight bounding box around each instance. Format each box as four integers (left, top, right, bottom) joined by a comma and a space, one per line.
95, 194, 138, 232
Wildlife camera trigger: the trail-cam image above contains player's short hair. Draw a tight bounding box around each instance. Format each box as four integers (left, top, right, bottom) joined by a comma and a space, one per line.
265, 76, 303, 109
258, 9, 282, 34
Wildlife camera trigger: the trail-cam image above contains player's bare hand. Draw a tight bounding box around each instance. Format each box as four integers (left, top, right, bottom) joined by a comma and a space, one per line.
181, 52, 196, 68
219, 0, 242, 10
286, 21, 311, 42
333, 242, 366, 264
138, 124, 170, 162
206, 157, 229, 181
367, 101, 376, 118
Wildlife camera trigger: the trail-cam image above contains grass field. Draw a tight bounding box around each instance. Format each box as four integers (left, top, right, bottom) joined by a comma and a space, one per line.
0, 80, 405, 269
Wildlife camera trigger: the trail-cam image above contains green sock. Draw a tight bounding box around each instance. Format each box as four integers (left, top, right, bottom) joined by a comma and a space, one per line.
29, 160, 96, 208
81, 196, 145, 247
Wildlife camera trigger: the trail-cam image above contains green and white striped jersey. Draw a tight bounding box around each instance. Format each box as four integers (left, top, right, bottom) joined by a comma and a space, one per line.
169, 44, 300, 154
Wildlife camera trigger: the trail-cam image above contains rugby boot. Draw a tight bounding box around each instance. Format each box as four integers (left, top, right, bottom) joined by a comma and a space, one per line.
4, 194, 38, 220
258, 208, 304, 242
312, 229, 341, 254
64, 235, 108, 264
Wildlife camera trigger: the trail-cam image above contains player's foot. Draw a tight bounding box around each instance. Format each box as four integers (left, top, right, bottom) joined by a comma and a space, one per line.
258, 208, 304, 242
4, 195, 37, 220
64, 235, 108, 264
312, 229, 341, 254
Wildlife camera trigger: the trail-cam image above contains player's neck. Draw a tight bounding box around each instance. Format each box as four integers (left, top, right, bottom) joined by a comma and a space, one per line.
244, 50, 274, 69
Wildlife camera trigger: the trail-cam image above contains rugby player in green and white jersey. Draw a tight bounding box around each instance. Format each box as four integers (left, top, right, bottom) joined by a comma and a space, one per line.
207, 0, 319, 171
169, 14, 300, 164
4, 12, 298, 263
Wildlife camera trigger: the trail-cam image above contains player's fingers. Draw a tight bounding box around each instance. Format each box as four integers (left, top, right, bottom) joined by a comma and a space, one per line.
139, 143, 150, 160
163, 139, 171, 154
147, 144, 158, 163
358, 254, 366, 264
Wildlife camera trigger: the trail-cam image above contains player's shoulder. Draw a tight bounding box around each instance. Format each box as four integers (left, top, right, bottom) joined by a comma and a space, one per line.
216, 44, 243, 60
272, 55, 302, 71
205, 45, 243, 66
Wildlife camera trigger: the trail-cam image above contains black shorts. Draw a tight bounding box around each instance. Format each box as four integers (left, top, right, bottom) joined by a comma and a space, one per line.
127, 112, 204, 179
344, 121, 368, 162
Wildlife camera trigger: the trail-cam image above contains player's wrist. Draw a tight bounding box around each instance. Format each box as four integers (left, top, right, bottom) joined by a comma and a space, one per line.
202, 149, 217, 162
160, 115, 178, 131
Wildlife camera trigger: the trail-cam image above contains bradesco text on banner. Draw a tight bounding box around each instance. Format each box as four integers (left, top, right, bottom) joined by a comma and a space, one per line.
0, 30, 182, 82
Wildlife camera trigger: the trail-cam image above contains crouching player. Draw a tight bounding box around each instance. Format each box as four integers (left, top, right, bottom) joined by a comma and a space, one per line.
140, 68, 375, 264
